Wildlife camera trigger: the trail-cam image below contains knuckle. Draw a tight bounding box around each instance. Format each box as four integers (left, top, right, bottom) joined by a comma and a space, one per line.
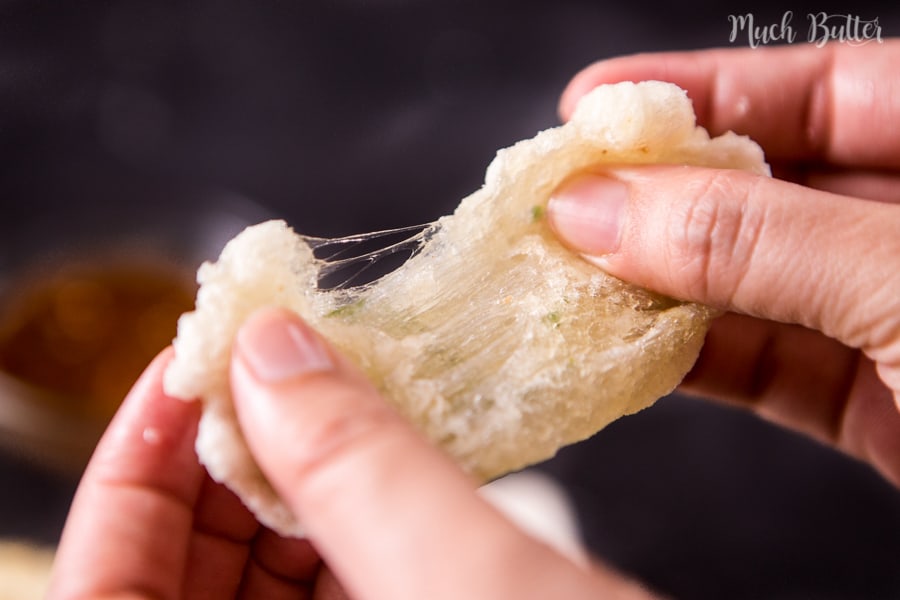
664, 170, 765, 305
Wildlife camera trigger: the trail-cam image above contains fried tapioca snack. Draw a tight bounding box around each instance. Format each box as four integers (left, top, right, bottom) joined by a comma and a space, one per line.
164, 81, 769, 537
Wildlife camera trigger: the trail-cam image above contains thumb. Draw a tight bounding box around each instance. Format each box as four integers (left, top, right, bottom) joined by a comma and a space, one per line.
229, 307, 637, 600
547, 166, 900, 355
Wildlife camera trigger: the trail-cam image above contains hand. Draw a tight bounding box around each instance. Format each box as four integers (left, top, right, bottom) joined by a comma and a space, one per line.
548, 41, 900, 486
49, 307, 657, 599
48, 345, 347, 599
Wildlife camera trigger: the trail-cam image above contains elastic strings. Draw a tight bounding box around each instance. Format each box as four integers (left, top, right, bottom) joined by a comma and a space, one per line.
305, 222, 439, 290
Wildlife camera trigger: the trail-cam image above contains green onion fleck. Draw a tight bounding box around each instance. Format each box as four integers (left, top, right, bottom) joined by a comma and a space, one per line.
543, 311, 561, 327
325, 299, 365, 318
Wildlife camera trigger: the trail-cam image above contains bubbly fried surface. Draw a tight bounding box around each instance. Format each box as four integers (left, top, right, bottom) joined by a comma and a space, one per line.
165, 81, 768, 537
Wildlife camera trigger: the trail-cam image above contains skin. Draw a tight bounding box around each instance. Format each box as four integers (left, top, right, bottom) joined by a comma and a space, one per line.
554, 41, 900, 485
49, 42, 900, 598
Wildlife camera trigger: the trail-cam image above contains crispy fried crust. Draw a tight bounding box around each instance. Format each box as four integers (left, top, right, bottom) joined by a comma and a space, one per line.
164, 81, 769, 537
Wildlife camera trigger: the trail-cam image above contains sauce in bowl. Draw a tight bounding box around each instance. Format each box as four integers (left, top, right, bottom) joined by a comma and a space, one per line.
0, 259, 196, 470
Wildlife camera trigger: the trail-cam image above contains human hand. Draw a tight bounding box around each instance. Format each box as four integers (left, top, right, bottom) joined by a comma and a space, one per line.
549, 41, 900, 486
49, 307, 658, 599
48, 345, 348, 599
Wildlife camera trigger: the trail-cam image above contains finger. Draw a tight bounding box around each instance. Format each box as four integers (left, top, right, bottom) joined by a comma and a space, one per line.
312, 568, 352, 600
683, 313, 900, 486
49, 348, 204, 599
681, 314, 858, 442
181, 475, 259, 599
793, 168, 900, 204
235, 529, 321, 600
230, 307, 654, 600
559, 42, 900, 169
547, 168, 900, 368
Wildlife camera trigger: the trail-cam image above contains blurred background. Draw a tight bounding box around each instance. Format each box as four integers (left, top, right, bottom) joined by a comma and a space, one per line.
1, 0, 899, 597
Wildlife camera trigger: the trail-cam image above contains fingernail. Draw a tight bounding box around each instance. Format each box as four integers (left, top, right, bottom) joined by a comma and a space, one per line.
548, 174, 626, 256
235, 308, 333, 383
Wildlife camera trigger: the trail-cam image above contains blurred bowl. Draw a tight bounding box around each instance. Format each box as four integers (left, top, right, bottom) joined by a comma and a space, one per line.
0, 191, 272, 474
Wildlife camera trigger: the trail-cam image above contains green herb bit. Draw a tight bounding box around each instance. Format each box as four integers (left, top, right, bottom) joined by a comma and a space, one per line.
531, 205, 545, 222
543, 311, 562, 327
325, 298, 365, 318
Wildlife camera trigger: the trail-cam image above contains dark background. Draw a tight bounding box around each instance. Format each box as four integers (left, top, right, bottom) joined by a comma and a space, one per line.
2, 1, 900, 598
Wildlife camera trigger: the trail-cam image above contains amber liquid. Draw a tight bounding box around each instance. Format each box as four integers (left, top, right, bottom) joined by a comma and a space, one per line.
0, 262, 196, 425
